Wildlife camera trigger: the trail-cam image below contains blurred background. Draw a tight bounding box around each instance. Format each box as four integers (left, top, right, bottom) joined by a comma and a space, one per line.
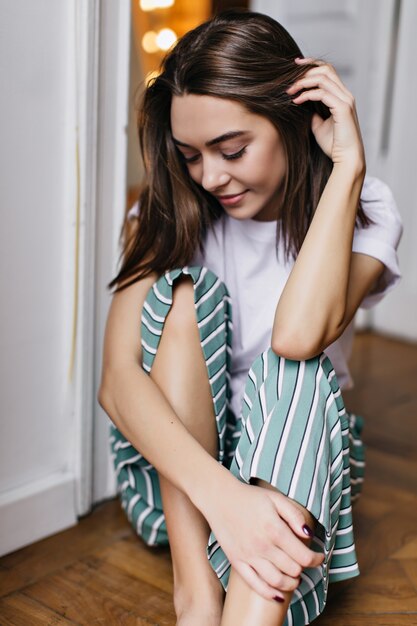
0, 0, 415, 558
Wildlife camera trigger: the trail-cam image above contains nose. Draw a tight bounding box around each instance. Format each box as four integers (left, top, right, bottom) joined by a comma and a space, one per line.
201, 156, 231, 193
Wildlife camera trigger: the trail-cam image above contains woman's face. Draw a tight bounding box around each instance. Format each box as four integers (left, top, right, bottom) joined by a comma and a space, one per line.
170, 94, 287, 221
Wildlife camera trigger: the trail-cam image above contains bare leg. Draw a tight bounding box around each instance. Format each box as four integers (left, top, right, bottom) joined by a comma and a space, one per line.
149, 275, 225, 625
220, 479, 317, 626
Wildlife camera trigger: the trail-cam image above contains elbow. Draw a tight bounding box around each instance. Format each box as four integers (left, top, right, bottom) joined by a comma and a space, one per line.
97, 371, 116, 415
271, 317, 348, 361
271, 329, 325, 361
271, 304, 350, 361
97, 381, 121, 431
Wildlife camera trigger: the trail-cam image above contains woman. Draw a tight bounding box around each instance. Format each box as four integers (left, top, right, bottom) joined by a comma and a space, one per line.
99, 9, 402, 625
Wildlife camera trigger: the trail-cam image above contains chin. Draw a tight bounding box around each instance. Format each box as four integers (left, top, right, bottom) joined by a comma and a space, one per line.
224, 209, 253, 220
222, 202, 260, 220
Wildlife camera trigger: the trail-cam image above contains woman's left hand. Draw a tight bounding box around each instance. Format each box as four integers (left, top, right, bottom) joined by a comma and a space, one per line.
286, 58, 365, 172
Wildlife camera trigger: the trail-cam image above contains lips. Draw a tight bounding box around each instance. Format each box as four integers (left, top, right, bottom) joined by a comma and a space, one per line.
216, 190, 248, 206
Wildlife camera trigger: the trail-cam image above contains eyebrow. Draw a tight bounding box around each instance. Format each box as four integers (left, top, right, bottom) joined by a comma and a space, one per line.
172, 130, 249, 149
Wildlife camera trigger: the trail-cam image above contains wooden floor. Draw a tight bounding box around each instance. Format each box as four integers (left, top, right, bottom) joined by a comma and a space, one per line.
1, 332, 416, 625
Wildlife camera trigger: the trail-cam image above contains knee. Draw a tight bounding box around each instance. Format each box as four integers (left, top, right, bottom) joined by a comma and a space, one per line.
142, 265, 230, 348
163, 275, 197, 335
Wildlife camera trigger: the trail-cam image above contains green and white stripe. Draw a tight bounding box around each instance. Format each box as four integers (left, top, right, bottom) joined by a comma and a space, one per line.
109, 265, 365, 626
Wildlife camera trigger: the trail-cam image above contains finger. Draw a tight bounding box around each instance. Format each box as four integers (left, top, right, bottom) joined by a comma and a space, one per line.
297, 67, 352, 100
234, 561, 286, 603
269, 495, 324, 568
252, 557, 301, 593
271, 517, 324, 569
287, 74, 352, 105
268, 545, 304, 579
295, 57, 351, 96
291, 88, 353, 116
295, 56, 324, 65
270, 491, 316, 540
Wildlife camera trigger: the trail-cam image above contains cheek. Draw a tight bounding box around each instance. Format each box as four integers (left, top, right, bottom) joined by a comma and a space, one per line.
186, 164, 202, 185
247, 145, 286, 190
265, 144, 287, 189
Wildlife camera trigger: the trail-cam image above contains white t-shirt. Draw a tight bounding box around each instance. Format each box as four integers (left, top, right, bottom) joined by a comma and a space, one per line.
128, 175, 403, 421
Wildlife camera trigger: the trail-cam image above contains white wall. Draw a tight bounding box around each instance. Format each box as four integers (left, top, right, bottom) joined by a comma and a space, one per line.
0, 0, 132, 553
0, 1, 78, 555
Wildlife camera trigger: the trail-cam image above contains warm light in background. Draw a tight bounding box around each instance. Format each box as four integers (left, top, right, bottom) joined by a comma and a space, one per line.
132, 0, 211, 79
142, 28, 177, 53
156, 27, 177, 50
142, 31, 159, 54
140, 0, 175, 11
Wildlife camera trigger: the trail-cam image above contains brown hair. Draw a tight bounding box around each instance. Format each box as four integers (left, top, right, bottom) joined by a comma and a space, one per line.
108, 8, 369, 292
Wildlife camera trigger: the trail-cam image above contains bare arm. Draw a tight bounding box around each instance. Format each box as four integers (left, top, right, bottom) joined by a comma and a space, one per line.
271, 60, 384, 360
97, 273, 237, 511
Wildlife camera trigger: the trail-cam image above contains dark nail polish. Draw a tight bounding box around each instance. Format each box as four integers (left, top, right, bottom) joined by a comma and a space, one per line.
302, 524, 314, 538
273, 595, 284, 603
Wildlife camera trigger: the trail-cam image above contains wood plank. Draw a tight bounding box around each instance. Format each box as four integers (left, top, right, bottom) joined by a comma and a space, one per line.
397, 560, 417, 595
0, 499, 134, 597
358, 476, 416, 513
320, 613, 417, 626
0, 593, 77, 625
327, 559, 417, 613
392, 539, 417, 560
95, 536, 174, 594
360, 447, 417, 496
351, 508, 417, 574
22, 556, 176, 625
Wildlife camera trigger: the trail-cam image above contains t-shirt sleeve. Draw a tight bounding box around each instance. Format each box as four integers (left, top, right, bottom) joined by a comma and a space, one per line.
353, 175, 403, 309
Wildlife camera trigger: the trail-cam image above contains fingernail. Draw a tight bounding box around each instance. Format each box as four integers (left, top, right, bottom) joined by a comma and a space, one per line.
302, 524, 314, 538
273, 595, 284, 603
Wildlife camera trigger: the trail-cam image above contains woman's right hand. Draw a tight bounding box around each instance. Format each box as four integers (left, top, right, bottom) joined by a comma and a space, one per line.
202, 476, 325, 601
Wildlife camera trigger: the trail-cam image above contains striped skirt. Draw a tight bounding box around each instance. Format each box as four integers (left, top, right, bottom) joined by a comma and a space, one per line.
109, 265, 365, 626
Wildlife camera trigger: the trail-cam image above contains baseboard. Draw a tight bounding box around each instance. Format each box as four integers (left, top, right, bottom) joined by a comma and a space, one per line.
0, 471, 78, 557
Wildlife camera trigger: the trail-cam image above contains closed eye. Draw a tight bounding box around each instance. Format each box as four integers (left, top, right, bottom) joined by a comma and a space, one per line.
223, 146, 247, 160
181, 153, 200, 164
181, 146, 247, 164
